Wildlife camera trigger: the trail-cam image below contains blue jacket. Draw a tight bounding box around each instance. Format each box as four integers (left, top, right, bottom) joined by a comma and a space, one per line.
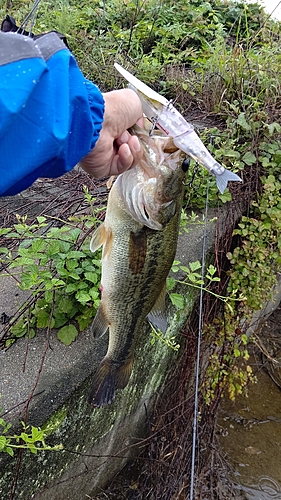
0, 31, 104, 196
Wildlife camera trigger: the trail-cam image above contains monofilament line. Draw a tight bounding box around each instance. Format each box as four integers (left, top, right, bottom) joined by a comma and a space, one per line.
189, 179, 209, 500
19, 0, 42, 35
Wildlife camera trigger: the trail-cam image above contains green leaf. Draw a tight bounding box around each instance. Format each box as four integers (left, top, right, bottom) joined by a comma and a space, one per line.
46, 241, 61, 256
58, 297, 74, 314
44, 290, 53, 303
76, 308, 95, 331
69, 229, 81, 240
31, 426, 44, 442
67, 250, 86, 259
84, 272, 98, 284
31, 239, 47, 253
10, 257, 35, 267
166, 277, 175, 291
20, 432, 30, 443
219, 190, 232, 203
65, 283, 79, 294
237, 113, 251, 131
189, 261, 202, 272
242, 152, 256, 166
28, 443, 38, 454
66, 260, 78, 272
241, 334, 248, 345
0, 436, 7, 450
36, 311, 52, 329
89, 288, 99, 300
28, 329, 36, 339
75, 291, 91, 305
0, 228, 12, 236
179, 265, 190, 273
37, 216, 47, 224
0, 247, 9, 254
57, 325, 78, 345
169, 293, 185, 309
53, 312, 67, 328
0, 419, 7, 429
267, 122, 281, 135
207, 264, 216, 276
68, 272, 80, 281
50, 278, 65, 287
10, 320, 28, 338
58, 241, 71, 253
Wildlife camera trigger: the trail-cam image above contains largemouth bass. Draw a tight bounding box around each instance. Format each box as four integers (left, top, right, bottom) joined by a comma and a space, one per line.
88, 127, 188, 407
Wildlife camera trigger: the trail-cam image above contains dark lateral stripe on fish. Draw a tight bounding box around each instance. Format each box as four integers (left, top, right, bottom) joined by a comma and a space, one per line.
129, 229, 147, 274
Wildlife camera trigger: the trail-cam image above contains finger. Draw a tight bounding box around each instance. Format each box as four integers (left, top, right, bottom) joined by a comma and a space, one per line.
115, 130, 130, 146
114, 143, 134, 174
110, 139, 143, 175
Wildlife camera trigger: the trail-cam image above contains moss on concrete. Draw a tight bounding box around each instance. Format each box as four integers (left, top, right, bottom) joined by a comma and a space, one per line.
0, 210, 219, 499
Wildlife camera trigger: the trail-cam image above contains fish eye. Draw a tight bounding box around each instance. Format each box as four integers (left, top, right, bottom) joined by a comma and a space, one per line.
181, 158, 190, 172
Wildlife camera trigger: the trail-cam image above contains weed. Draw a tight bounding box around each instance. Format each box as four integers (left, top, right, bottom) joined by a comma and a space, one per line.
0, 191, 102, 346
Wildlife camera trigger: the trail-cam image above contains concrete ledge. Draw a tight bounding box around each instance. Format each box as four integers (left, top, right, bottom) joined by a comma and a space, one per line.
0, 206, 232, 499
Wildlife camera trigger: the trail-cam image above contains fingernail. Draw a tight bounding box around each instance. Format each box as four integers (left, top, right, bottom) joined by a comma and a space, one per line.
132, 138, 141, 152
123, 143, 131, 157
119, 131, 130, 143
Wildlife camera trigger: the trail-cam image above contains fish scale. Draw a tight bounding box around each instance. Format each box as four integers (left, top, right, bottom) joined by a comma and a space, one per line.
88, 127, 187, 407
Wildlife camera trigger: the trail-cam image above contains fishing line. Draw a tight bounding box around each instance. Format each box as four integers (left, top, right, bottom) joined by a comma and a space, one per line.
189, 176, 210, 500
19, 0, 43, 35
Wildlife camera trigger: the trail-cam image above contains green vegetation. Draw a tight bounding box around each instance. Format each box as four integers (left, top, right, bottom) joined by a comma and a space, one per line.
0, 415, 63, 456
0, 0, 281, 401
0, 189, 102, 346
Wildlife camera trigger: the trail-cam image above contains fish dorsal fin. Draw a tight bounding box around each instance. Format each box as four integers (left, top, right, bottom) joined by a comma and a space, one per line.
91, 304, 109, 339
90, 223, 108, 253
147, 284, 168, 333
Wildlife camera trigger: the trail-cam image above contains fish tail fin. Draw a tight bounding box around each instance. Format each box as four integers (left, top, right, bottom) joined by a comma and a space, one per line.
88, 356, 134, 407
215, 170, 242, 194
116, 355, 134, 390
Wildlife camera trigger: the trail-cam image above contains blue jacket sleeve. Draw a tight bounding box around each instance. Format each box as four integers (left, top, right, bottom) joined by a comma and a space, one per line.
0, 31, 104, 196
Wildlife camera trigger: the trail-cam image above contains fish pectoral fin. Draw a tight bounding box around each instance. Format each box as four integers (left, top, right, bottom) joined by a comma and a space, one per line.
88, 356, 134, 408
147, 284, 168, 333
91, 304, 109, 339
90, 223, 108, 253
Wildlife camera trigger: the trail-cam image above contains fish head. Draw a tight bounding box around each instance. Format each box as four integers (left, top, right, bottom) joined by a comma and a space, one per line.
115, 128, 187, 230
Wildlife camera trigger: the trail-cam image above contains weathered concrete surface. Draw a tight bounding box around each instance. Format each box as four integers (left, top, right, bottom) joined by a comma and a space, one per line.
0, 205, 235, 499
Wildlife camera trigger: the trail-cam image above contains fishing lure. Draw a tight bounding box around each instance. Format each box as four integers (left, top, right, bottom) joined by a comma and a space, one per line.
115, 63, 242, 194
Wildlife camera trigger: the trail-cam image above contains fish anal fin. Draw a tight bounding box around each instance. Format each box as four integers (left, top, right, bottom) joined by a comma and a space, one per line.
91, 304, 109, 339
147, 284, 168, 333
88, 356, 134, 408
90, 223, 108, 253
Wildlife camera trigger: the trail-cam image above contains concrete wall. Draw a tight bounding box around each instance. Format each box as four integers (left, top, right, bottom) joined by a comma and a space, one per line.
0, 207, 231, 499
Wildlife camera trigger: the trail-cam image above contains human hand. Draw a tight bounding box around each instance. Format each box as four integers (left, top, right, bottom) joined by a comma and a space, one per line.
79, 89, 144, 178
